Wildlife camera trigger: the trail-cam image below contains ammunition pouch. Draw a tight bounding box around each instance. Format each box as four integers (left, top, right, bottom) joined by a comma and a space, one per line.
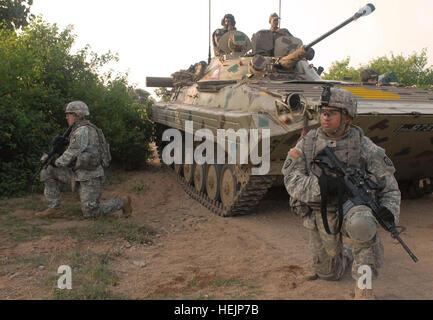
74, 151, 101, 171
290, 197, 311, 218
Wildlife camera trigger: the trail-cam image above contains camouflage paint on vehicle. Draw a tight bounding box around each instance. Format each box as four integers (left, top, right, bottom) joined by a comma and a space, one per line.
147, 10, 433, 215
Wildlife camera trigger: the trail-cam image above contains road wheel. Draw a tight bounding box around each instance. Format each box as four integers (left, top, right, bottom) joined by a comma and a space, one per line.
206, 164, 221, 201
220, 165, 237, 207
194, 164, 206, 193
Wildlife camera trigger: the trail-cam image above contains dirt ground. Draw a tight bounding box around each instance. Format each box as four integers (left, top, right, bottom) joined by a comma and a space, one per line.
1, 156, 432, 300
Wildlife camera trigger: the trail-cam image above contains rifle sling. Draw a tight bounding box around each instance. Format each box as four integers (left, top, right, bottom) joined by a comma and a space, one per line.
319, 175, 344, 235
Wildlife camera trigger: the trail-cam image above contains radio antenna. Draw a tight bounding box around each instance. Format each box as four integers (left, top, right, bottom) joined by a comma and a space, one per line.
279, 0, 281, 28
208, 0, 212, 64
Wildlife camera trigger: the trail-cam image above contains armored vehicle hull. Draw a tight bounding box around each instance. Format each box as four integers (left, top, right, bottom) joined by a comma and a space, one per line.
150, 72, 433, 216
148, 5, 433, 215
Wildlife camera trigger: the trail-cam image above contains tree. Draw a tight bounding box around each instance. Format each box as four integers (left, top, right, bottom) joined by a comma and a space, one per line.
321, 57, 361, 82
0, 18, 154, 197
0, 0, 33, 31
133, 88, 151, 105
322, 49, 433, 89
154, 87, 172, 102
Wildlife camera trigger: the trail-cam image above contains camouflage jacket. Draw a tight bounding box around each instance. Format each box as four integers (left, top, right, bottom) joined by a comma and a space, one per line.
55, 120, 104, 181
281, 126, 401, 223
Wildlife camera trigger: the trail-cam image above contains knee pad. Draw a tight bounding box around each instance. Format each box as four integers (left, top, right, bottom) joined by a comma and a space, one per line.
346, 215, 376, 243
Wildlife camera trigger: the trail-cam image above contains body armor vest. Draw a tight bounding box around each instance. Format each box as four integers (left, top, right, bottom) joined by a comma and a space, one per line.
303, 125, 365, 177
73, 120, 102, 170
302, 125, 365, 235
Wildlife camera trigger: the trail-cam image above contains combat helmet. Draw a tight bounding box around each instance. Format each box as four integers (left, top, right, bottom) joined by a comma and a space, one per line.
65, 101, 90, 117
321, 87, 357, 118
221, 14, 236, 27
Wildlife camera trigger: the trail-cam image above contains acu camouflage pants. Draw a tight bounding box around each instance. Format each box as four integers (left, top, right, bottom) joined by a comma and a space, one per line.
303, 205, 384, 281
40, 165, 123, 218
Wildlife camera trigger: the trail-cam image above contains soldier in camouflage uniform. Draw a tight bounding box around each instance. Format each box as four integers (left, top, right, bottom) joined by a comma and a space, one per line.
282, 88, 401, 300
212, 13, 237, 56
36, 101, 133, 219
360, 69, 379, 84
269, 13, 292, 38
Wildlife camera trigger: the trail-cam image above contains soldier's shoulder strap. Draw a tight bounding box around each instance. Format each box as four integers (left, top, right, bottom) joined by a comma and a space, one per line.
303, 128, 320, 171
73, 121, 106, 145
73, 120, 100, 134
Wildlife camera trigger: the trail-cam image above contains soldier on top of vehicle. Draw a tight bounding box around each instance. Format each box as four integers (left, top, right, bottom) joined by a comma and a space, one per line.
212, 13, 237, 56
269, 13, 292, 39
251, 13, 315, 69
360, 69, 379, 84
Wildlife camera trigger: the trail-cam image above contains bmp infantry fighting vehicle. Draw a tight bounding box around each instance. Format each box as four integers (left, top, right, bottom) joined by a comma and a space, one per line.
147, 4, 433, 216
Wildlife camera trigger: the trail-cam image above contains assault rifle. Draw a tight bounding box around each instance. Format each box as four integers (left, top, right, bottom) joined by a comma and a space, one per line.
314, 146, 419, 263
33, 126, 73, 180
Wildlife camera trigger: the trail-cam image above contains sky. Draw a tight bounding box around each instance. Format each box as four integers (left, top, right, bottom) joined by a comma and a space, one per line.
31, 0, 433, 96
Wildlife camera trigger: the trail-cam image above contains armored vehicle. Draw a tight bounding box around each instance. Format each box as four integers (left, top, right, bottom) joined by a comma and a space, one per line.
147, 4, 433, 216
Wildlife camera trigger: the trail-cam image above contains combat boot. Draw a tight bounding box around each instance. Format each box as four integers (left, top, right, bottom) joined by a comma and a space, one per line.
121, 196, 133, 218
354, 281, 376, 300
35, 207, 66, 218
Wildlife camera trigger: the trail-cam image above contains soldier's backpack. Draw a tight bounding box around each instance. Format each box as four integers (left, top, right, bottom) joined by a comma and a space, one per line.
93, 125, 111, 168
78, 122, 112, 169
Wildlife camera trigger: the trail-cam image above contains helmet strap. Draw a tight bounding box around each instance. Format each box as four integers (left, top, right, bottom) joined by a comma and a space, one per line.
323, 110, 348, 135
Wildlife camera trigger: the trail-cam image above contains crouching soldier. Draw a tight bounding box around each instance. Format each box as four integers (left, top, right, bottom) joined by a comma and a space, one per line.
36, 101, 132, 219
282, 88, 401, 299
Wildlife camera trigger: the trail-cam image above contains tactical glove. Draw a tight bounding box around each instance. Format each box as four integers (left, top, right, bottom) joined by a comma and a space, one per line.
377, 206, 395, 227
40, 153, 58, 167
318, 174, 343, 197
40, 153, 49, 164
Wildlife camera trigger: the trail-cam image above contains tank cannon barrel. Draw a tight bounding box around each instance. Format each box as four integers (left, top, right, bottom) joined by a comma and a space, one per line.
278, 3, 375, 69
146, 77, 174, 88
305, 3, 375, 50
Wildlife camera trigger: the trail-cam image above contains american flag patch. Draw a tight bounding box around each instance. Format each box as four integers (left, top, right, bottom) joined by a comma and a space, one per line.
289, 148, 302, 159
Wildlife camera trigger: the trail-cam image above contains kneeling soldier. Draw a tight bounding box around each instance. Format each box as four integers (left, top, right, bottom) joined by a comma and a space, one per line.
37, 101, 132, 219
282, 88, 401, 299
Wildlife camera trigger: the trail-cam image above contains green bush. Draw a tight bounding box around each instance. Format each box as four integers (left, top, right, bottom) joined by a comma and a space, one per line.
0, 18, 154, 197
322, 49, 433, 89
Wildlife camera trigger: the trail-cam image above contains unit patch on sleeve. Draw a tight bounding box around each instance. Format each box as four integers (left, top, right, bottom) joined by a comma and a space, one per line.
289, 148, 303, 159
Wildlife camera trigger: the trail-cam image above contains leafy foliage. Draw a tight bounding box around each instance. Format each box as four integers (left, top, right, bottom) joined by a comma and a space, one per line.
154, 87, 172, 102
321, 57, 361, 82
0, 18, 154, 197
322, 49, 433, 89
0, 0, 33, 30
